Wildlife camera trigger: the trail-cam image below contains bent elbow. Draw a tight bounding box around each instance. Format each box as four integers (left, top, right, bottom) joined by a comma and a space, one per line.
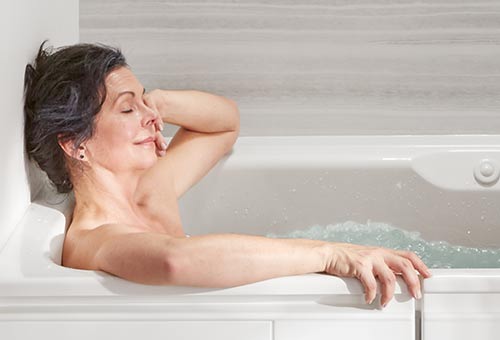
162, 253, 179, 284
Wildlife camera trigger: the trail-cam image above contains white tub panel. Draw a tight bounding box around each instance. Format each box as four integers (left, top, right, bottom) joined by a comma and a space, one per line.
423, 293, 500, 313
422, 270, 500, 339
0, 299, 414, 321
423, 319, 500, 340
422, 293, 500, 340
275, 319, 413, 340
1, 321, 272, 340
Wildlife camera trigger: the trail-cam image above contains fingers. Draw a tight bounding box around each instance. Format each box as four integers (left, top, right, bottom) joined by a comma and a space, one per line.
154, 130, 167, 157
155, 116, 164, 132
143, 90, 167, 157
358, 249, 426, 308
355, 265, 378, 305
386, 256, 422, 300
328, 244, 431, 309
373, 262, 397, 307
358, 259, 396, 307
395, 250, 432, 278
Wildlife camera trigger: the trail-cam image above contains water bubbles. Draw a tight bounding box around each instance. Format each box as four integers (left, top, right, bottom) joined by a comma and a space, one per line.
265, 221, 500, 268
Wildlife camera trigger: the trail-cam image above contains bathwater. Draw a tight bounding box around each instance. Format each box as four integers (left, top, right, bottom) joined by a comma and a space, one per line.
265, 220, 500, 268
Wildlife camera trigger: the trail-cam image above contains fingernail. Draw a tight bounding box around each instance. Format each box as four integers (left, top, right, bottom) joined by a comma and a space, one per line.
161, 142, 167, 150
159, 123, 164, 131
416, 290, 422, 299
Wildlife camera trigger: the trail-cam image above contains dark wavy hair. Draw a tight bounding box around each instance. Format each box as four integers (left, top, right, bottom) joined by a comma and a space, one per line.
24, 40, 128, 193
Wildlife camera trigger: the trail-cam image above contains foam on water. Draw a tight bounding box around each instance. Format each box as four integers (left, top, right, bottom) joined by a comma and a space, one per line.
265, 220, 500, 268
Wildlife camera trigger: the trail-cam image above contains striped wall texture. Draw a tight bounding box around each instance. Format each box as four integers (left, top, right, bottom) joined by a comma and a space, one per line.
80, 0, 500, 137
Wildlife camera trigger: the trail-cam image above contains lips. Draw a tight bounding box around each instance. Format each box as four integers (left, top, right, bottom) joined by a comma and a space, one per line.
135, 136, 155, 144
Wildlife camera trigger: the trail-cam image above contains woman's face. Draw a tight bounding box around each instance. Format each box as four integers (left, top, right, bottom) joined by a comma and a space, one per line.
83, 66, 160, 174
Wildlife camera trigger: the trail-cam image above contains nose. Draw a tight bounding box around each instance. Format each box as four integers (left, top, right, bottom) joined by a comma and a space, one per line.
140, 102, 159, 128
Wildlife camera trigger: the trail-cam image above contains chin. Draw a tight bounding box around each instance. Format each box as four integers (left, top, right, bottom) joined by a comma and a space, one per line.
136, 154, 158, 170
143, 157, 158, 169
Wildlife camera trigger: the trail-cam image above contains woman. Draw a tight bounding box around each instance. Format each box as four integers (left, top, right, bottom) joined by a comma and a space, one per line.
24, 41, 431, 309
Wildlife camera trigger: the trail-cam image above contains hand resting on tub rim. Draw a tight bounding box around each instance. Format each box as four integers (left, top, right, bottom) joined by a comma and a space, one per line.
23, 41, 431, 309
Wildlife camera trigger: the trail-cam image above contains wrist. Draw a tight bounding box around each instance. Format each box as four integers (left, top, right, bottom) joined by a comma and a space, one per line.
317, 243, 332, 273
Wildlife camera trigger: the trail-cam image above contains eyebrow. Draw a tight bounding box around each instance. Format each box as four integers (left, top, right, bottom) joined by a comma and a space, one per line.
113, 88, 146, 104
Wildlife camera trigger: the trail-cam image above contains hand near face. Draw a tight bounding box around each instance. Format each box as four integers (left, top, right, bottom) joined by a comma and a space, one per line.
144, 90, 168, 158
153, 116, 167, 157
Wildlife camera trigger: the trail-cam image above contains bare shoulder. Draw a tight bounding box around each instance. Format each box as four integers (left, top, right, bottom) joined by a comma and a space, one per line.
62, 222, 146, 271
62, 222, 177, 285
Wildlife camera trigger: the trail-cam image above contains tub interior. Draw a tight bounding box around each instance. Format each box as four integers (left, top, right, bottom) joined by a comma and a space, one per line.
179, 136, 500, 251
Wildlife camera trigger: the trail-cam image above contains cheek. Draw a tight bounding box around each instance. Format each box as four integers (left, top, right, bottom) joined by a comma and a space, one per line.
89, 120, 138, 159
99, 119, 137, 145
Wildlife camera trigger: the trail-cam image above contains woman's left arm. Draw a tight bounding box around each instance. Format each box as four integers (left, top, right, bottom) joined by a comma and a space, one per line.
144, 89, 240, 133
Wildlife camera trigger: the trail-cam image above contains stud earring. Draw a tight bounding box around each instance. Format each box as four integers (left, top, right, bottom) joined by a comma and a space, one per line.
79, 154, 84, 159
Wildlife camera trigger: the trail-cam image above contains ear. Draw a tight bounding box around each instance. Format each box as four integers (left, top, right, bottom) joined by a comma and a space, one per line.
57, 134, 82, 160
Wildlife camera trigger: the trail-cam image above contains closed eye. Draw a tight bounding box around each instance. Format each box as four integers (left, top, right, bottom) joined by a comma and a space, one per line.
121, 109, 133, 113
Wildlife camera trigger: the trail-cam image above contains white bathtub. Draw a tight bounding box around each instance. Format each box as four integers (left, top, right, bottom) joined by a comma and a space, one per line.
1, 135, 499, 340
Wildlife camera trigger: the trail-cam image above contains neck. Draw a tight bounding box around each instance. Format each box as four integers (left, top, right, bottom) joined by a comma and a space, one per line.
71, 167, 144, 224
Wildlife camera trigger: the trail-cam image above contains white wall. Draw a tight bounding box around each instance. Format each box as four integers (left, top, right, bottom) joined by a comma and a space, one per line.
0, 1, 78, 252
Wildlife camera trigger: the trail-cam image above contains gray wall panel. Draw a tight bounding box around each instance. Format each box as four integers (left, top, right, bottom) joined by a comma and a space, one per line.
80, 0, 500, 136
